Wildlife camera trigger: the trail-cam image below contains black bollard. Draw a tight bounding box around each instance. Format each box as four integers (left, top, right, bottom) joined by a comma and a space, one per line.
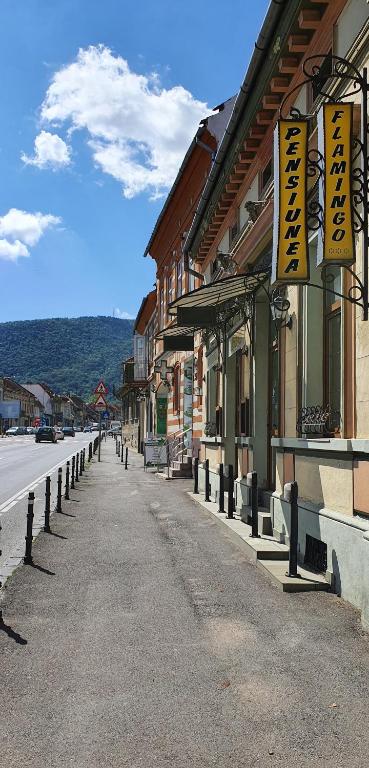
24, 491, 35, 564
247, 471, 259, 538
193, 457, 199, 494
65, 461, 70, 500
285, 481, 299, 578
88, 442, 92, 461
80, 450, 83, 475
75, 452, 79, 483
218, 463, 224, 513
83, 448, 86, 470
71, 455, 75, 489
125, 447, 128, 470
44, 476, 51, 532
57, 467, 63, 512
227, 464, 234, 519
205, 459, 210, 502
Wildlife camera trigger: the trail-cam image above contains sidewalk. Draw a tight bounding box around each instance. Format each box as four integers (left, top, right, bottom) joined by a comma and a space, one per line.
1, 438, 369, 768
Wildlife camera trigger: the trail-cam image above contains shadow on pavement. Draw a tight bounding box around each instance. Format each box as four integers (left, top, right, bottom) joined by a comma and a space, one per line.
29, 563, 55, 576
0, 619, 28, 645
46, 531, 67, 540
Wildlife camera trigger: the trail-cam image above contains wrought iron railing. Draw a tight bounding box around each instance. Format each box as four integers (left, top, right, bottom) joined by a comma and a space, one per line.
296, 405, 341, 438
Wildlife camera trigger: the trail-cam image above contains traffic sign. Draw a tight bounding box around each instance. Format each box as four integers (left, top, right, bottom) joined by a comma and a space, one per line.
94, 380, 109, 394
94, 394, 108, 409
102, 410, 110, 420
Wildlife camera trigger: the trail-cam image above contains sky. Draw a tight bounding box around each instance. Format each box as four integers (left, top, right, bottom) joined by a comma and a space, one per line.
0, 0, 269, 322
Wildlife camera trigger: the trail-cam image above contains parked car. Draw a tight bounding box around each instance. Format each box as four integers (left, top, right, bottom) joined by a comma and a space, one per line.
26, 426, 37, 435
6, 426, 27, 436
35, 427, 57, 443
83, 426, 92, 433
54, 426, 65, 440
62, 426, 75, 437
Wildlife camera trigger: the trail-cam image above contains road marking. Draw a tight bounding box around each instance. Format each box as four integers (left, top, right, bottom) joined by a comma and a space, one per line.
0, 442, 91, 513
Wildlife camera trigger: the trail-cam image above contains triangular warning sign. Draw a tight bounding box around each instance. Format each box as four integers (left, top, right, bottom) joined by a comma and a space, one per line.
94, 380, 108, 394
94, 393, 108, 409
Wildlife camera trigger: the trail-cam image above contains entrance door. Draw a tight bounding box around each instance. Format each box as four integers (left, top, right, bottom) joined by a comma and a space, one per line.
156, 392, 168, 435
268, 316, 280, 489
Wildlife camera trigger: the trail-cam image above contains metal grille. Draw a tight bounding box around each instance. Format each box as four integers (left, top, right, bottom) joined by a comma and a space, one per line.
304, 535, 327, 573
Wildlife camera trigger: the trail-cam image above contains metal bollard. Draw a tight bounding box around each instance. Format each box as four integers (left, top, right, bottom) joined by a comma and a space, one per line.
44, 476, 51, 532
83, 448, 86, 469
205, 459, 210, 502
218, 463, 224, 513
193, 457, 199, 494
65, 461, 70, 500
71, 455, 75, 489
247, 471, 259, 538
57, 467, 63, 513
285, 481, 299, 578
89, 442, 92, 461
125, 447, 128, 470
75, 453, 79, 483
227, 464, 234, 519
81, 450, 84, 475
121, 444, 124, 463
24, 491, 35, 564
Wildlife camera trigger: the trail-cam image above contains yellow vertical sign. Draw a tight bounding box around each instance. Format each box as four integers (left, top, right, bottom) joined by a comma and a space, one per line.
272, 119, 309, 285
318, 102, 354, 265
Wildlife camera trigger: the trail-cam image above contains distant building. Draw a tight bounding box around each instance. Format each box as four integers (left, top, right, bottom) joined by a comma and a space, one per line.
0, 377, 44, 429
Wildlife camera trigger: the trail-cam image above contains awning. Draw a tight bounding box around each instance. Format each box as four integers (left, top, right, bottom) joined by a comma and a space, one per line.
168, 269, 270, 326
156, 323, 194, 352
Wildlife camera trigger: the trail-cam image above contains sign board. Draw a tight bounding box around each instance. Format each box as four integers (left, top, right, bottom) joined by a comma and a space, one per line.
272, 118, 309, 285
102, 410, 110, 420
144, 438, 168, 468
318, 102, 354, 265
94, 394, 108, 409
0, 400, 21, 418
156, 396, 168, 435
94, 380, 109, 394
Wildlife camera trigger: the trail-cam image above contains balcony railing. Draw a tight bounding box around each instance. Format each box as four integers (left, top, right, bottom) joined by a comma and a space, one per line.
296, 405, 341, 438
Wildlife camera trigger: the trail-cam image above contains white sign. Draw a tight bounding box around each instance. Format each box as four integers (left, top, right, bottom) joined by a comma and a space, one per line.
144, 438, 168, 468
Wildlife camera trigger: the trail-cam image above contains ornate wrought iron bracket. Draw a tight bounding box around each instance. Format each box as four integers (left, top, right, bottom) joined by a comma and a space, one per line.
280, 54, 369, 320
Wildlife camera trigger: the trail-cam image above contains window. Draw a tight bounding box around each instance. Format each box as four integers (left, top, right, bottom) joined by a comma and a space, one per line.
229, 214, 239, 245
167, 273, 173, 317
173, 364, 180, 414
160, 286, 164, 329
259, 159, 273, 197
235, 350, 250, 436
324, 267, 341, 433
177, 258, 183, 297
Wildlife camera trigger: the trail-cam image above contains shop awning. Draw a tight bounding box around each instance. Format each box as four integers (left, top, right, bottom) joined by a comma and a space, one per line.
168, 269, 270, 326
156, 323, 194, 352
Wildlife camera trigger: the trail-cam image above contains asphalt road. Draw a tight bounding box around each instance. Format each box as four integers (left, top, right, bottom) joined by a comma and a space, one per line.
0, 431, 94, 571
1, 440, 369, 767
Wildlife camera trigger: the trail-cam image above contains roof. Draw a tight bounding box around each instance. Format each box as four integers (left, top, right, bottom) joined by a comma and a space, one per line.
144, 95, 237, 258
134, 290, 156, 334
184, 0, 288, 256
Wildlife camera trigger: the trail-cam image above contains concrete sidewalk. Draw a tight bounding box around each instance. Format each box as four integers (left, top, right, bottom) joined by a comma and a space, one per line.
1, 438, 369, 767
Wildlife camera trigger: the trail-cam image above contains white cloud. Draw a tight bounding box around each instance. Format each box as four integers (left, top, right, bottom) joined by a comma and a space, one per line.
113, 308, 134, 320
0, 208, 61, 262
0, 239, 29, 262
33, 45, 209, 199
21, 130, 71, 170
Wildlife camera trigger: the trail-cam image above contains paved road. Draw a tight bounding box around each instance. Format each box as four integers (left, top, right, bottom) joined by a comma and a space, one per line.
0, 432, 95, 571
1, 439, 369, 767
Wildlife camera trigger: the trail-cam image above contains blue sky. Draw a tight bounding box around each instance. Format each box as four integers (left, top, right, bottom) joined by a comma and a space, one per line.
0, 0, 269, 322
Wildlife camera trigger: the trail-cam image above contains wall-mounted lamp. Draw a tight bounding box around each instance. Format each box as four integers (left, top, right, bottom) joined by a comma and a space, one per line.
270, 290, 292, 330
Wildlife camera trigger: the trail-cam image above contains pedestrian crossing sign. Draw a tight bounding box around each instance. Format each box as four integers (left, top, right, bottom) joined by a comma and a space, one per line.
94, 380, 109, 394
94, 394, 108, 409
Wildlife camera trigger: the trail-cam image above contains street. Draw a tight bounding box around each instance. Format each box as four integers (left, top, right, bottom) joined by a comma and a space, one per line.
1, 440, 369, 768
0, 432, 93, 572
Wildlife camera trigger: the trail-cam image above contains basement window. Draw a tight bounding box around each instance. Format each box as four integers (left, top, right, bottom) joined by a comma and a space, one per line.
304, 535, 327, 573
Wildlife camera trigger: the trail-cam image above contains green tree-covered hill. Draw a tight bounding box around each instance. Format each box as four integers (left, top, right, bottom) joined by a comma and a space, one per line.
0, 316, 134, 399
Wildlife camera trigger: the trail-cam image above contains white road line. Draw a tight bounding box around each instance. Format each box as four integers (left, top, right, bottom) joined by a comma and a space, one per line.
0, 442, 91, 513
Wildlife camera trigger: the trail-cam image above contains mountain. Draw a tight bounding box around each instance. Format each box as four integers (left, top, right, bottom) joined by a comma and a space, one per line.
0, 316, 134, 399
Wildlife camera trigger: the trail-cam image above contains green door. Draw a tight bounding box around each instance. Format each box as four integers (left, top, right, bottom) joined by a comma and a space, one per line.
156, 396, 167, 435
